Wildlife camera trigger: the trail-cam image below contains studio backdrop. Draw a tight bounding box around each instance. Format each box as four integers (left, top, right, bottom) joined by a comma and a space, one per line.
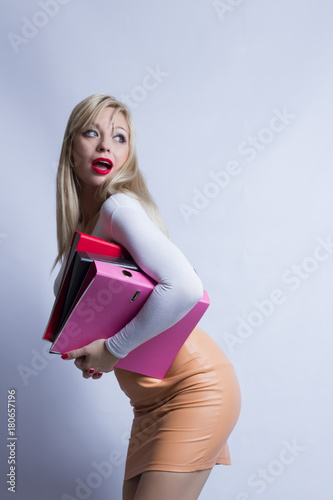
1, 1, 332, 499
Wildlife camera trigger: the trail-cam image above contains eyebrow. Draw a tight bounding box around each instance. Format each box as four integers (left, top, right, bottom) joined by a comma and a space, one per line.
92, 123, 129, 133
114, 126, 129, 133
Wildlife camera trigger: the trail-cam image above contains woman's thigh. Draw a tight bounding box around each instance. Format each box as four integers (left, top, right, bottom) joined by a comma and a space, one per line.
123, 469, 212, 500
123, 474, 141, 500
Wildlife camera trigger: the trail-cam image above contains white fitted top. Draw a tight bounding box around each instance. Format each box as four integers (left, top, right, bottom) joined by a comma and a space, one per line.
54, 193, 203, 358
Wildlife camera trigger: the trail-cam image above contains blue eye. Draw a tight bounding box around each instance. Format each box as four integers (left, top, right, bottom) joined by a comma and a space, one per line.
114, 134, 126, 143
83, 129, 98, 137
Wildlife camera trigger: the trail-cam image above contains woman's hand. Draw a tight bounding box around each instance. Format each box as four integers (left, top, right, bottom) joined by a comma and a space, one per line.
61, 339, 120, 380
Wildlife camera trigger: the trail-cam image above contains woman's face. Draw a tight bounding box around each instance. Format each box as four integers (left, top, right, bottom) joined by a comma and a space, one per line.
72, 107, 130, 190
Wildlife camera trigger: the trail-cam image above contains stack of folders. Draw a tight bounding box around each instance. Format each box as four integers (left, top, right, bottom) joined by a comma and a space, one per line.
43, 232, 210, 379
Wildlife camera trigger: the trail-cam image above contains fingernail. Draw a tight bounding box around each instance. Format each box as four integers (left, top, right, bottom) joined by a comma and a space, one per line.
97, 372, 103, 377
89, 368, 95, 374
61, 354, 68, 360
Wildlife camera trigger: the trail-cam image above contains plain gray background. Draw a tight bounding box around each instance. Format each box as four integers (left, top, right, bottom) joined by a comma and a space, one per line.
1, 0, 332, 499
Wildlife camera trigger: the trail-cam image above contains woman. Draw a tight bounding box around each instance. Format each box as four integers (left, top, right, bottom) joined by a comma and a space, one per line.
55, 93, 241, 500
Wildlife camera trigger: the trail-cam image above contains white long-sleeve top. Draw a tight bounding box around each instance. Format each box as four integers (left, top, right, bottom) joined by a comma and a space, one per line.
54, 193, 203, 358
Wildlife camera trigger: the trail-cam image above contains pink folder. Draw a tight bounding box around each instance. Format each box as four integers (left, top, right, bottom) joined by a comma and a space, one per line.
51, 259, 210, 379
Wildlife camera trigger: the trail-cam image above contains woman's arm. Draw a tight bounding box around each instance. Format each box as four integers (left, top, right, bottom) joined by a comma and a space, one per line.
99, 193, 203, 358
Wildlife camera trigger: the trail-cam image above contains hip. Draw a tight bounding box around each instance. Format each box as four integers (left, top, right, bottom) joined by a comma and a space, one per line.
114, 326, 241, 414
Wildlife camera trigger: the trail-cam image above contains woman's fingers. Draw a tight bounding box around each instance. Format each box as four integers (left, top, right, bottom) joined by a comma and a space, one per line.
62, 348, 87, 360
60, 341, 109, 380
82, 368, 103, 380
62, 351, 101, 378
74, 356, 88, 370
82, 367, 95, 379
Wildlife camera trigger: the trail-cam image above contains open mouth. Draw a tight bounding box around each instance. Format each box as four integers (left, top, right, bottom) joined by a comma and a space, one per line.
91, 157, 113, 175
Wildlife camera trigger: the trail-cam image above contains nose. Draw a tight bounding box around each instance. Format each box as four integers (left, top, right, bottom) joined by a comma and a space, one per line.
97, 135, 111, 152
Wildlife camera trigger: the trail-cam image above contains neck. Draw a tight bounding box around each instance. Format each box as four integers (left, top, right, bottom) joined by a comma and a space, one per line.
78, 186, 103, 233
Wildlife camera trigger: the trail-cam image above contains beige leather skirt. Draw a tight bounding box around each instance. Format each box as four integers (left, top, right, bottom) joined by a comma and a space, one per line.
114, 326, 241, 480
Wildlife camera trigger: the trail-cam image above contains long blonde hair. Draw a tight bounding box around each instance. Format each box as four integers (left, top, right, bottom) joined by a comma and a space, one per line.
54, 93, 168, 267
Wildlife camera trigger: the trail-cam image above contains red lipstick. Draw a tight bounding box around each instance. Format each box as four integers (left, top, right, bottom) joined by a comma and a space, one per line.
91, 157, 113, 175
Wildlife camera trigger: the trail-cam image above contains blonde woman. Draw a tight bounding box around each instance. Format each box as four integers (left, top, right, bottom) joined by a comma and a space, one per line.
55, 94, 241, 500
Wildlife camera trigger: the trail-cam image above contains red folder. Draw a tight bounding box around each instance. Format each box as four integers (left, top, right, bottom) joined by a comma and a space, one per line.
43, 232, 123, 342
